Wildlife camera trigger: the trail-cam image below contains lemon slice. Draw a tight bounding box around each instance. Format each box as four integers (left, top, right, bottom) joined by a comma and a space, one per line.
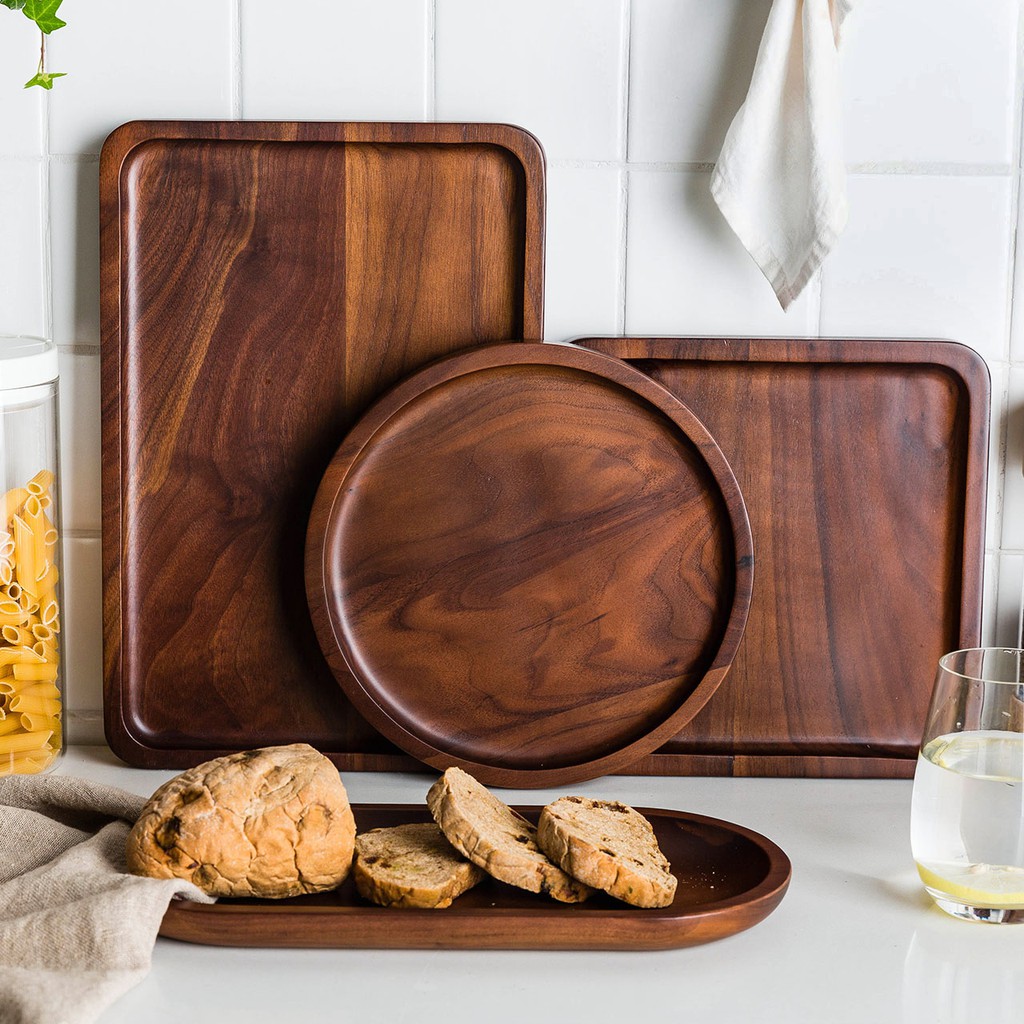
916, 862, 1024, 908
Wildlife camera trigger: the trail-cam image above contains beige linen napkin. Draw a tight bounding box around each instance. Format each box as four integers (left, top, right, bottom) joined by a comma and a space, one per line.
0, 774, 212, 1024
711, 0, 855, 309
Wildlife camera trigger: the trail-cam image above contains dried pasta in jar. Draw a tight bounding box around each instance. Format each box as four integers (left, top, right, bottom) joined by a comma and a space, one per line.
0, 472, 62, 775
0, 339, 62, 775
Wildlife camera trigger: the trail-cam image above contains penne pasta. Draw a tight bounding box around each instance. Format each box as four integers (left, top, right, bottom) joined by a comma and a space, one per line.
1, 487, 28, 522
18, 711, 60, 735
0, 676, 50, 696
0, 469, 61, 777
3, 748, 55, 774
32, 640, 58, 663
1, 624, 31, 646
9, 694, 61, 716
0, 646, 45, 666
18, 681, 60, 700
26, 469, 55, 495
34, 561, 58, 595
0, 605, 26, 627
0, 728, 53, 754
39, 598, 58, 629
12, 514, 37, 597
12, 663, 58, 683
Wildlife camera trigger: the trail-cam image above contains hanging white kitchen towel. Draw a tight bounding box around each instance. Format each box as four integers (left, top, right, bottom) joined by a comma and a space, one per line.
0, 774, 212, 1024
711, 0, 855, 309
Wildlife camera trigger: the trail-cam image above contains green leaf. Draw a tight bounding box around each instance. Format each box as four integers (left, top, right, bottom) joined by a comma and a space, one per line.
1, 2, 29, 12
21, 0, 65, 34
24, 70, 66, 90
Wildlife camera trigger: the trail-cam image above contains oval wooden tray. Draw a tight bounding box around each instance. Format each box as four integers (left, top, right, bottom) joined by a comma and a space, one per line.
159, 804, 791, 950
306, 343, 753, 787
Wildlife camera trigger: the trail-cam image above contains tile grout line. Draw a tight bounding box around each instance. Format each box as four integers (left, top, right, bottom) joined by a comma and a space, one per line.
426, 0, 437, 120
64, 529, 101, 542
998, 0, 1024, 635
56, 343, 99, 356
617, 0, 632, 335
846, 162, 1015, 177
813, 270, 824, 339
231, 0, 243, 119
1017, 553, 1024, 646
49, 152, 98, 165
1010, 3, 1024, 645
549, 159, 1018, 177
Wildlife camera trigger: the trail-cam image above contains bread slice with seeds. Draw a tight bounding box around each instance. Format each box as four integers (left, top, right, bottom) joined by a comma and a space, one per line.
537, 796, 677, 908
352, 822, 485, 909
426, 767, 593, 904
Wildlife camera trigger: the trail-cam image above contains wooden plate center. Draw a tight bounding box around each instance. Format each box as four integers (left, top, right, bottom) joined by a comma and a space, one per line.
308, 344, 752, 784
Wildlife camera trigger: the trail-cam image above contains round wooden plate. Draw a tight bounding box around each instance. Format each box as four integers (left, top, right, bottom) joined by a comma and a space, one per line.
305, 343, 753, 786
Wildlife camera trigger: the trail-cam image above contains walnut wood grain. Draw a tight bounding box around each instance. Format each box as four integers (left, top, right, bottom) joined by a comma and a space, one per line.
158, 804, 791, 950
306, 343, 753, 787
100, 122, 544, 768
580, 337, 989, 778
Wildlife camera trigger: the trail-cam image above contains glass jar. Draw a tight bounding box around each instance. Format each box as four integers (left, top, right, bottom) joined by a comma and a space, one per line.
0, 337, 63, 775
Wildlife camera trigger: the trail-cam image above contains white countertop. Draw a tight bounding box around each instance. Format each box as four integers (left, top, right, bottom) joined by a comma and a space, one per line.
62, 746, 1023, 1024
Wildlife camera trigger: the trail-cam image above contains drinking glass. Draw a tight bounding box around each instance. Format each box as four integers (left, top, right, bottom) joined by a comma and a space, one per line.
910, 648, 1024, 923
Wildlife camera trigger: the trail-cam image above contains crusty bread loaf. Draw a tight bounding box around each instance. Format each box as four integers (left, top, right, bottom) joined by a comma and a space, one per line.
536, 796, 677, 908
352, 822, 485, 908
426, 766, 593, 904
125, 743, 356, 898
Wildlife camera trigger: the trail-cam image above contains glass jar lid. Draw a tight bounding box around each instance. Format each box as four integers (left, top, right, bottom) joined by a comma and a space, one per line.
0, 336, 59, 390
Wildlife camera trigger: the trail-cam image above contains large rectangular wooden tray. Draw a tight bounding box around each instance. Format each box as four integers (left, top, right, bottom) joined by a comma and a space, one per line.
101, 121, 545, 769
158, 803, 791, 950
580, 337, 989, 778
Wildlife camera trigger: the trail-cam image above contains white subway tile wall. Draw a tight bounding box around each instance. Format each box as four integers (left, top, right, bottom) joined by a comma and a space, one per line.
0, 13, 43, 157
625, 169, 820, 336
49, 159, 100, 348
241, 0, 431, 121
0, 160, 46, 337
46, 0, 235, 156
435, 0, 628, 162
627, 0, 771, 165
0, 0, 1019, 739
57, 350, 102, 534
543, 165, 625, 340
840, 0, 1019, 168
818, 175, 1014, 367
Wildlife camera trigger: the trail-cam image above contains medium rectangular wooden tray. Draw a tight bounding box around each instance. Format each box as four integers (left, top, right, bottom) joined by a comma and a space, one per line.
158, 803, 791, 950
579, 337, 989, 778
101, 121, 545, 769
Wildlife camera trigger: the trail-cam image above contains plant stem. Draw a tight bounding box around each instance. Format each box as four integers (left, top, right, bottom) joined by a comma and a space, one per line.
38, 29, 44, 75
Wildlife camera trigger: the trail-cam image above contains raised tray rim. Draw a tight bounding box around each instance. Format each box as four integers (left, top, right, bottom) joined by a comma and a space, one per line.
158, 802, 792, 951
99, 120, 547, 770
576, 335, 990, 776
304, 342, 754, 787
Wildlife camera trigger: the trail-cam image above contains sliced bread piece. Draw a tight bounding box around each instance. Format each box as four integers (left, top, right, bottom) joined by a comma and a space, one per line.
537, 796, 677, 908
352, 822, 485, 909
426, 767, 593, 904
